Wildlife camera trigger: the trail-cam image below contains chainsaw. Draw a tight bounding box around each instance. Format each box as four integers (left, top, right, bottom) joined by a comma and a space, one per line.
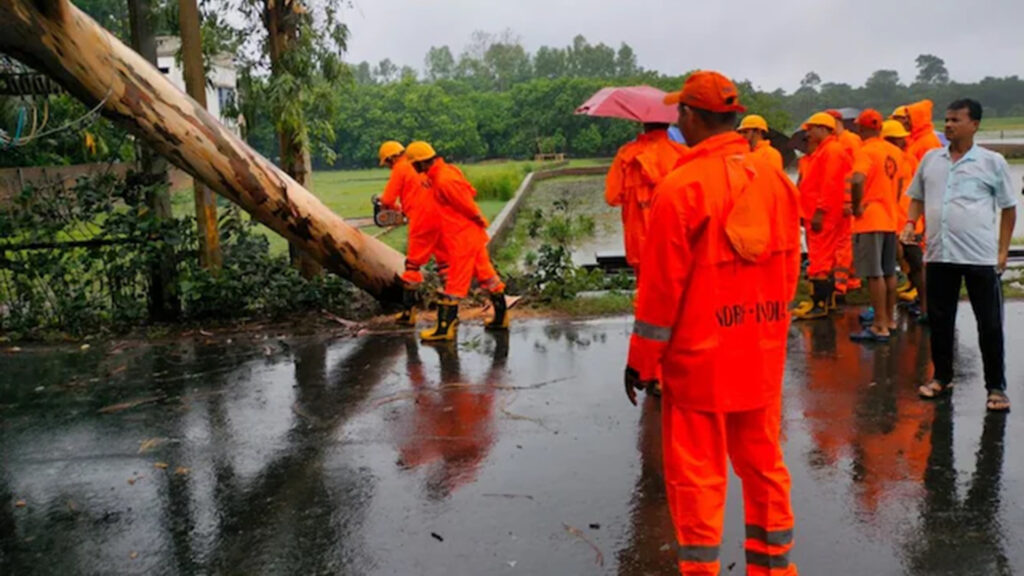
372, 195, 407, 227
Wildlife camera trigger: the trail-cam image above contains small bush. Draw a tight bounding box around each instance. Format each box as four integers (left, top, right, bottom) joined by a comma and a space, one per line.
471, 169, 521, 201
179, 210, 360, 320
0, 173, 366, 340
499, 190, 631, 303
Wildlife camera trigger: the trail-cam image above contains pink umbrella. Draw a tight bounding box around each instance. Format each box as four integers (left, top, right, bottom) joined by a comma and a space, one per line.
575, 85, 678, 124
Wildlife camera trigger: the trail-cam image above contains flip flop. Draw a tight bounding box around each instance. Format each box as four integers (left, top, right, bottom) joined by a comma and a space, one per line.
918, 380, 953, 399
850, 328, 890, 343
859, 307, 875, 325
986, 390, 1011, 412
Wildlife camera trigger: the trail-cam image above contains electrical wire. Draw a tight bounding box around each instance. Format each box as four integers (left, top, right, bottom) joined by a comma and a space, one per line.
1, 105, 26, 149
0, 25, 116, 147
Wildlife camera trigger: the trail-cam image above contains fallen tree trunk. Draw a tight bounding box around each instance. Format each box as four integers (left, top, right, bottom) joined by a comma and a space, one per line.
0, 0, 405, 302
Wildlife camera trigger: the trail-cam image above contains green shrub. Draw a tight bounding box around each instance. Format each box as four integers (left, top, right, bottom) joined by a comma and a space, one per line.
471, 169, 521, 201
178, 210, 361, 320
499, 192, 630, 302
0, 173, 366, 340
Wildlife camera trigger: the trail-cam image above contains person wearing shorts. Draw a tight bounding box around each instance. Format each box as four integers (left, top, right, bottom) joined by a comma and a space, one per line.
849, 110, 903, 342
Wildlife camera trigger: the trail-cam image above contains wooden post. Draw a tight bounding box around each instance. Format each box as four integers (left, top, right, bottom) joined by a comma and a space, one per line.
177, 0, 222, 270
127, 0, 181, 321
0, 0, 405, 302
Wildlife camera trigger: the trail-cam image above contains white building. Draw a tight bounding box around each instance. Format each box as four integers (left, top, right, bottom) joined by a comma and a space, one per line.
155, 36, 240, 135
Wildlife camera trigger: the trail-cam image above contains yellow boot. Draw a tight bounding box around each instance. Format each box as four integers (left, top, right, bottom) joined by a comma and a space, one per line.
420, 299, 459, 342
484, 292, 509, 331
792, 300, 815, 316
793, 280, 831, 320
395, 288, 418, 327
395, 308, 417, 326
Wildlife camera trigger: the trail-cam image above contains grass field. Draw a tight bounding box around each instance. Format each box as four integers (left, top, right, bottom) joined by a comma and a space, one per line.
566, 158, 612, 168
980, 116, 1024, 131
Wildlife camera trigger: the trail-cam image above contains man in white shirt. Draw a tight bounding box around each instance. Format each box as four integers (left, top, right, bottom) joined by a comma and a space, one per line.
902, 98, 1017, 411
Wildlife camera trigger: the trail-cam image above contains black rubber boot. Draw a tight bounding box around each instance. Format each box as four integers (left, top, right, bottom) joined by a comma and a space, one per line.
795, 280, 830, 320
395, 288, 419, 326
420, 300, 459, 342
484, 292, 509, 331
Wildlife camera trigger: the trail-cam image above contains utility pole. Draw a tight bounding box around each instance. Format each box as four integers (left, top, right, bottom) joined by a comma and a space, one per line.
128, 0, 180, 320
178, 0, 223, 271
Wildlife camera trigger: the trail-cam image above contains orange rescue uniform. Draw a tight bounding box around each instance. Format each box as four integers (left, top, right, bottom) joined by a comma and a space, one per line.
751, 139, 784, 171
799, 135, 853, 282
837, 130, 862, 158
381, 156, 448, 285
628, 132, 801, 576
851, 137, 902, 234
605, 129, 689, 274
797, 155, 811, 185
837, 130, 863, 292
896, 151, 925, 239
906, 100, 943, 162
426, 158, 504, 299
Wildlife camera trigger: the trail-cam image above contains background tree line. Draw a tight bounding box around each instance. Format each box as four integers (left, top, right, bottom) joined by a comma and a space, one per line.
784, 54, 1024, 126
242, 31, 792, 168
242, 33, 1024, 168
6, 1, 1024, 170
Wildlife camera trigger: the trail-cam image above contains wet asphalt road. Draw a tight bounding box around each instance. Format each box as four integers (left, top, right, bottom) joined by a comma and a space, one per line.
2, 305, 1024, 575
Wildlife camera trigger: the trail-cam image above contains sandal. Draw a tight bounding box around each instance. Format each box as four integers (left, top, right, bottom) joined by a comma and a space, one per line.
986, 390, 1011, 412
850, 328, 890, 343
918, 380, 953, 399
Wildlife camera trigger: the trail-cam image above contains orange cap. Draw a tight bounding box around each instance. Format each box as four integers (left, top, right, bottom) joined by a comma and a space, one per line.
663, 70, 746, 113
855, 109, 883, 131
825, 109, 843, 121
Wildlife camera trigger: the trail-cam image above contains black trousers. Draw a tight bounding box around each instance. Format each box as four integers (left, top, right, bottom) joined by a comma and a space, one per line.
926, 263, 1006, 391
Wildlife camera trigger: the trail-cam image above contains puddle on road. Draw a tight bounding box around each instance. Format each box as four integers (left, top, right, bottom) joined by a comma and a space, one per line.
2, 308, 1024, 574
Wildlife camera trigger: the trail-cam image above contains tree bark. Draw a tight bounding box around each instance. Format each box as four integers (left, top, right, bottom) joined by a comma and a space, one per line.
264, 0, 322, 279
0, 0, 404, 302
177, 0, 223, 271
128, 0, 181, 320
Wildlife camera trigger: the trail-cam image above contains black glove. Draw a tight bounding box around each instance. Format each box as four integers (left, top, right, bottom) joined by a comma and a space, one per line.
624, 366, 646, 406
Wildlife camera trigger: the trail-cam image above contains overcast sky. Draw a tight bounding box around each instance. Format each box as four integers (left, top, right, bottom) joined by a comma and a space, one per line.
341, 0, 1023, 92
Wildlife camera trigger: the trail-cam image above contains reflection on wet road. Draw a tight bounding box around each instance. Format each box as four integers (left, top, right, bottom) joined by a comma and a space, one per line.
2, 307, 1024, 574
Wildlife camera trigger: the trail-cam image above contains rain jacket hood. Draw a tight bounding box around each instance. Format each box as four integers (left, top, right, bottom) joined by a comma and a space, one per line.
907, 99, 935, 139
605, 129, 688, 267
906, 100, 944, 161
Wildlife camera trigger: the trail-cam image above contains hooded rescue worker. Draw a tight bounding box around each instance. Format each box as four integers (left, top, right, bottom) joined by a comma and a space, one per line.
738, 114, 784, 171
625, 70, 801, 576
794, 112, 854, 319
605, 123, 689, 280
405, 141, 508, 341
848, 109, 903, 342
377, 141, 448, 326
892, 100, 943, 162
884, 120, 927, 320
